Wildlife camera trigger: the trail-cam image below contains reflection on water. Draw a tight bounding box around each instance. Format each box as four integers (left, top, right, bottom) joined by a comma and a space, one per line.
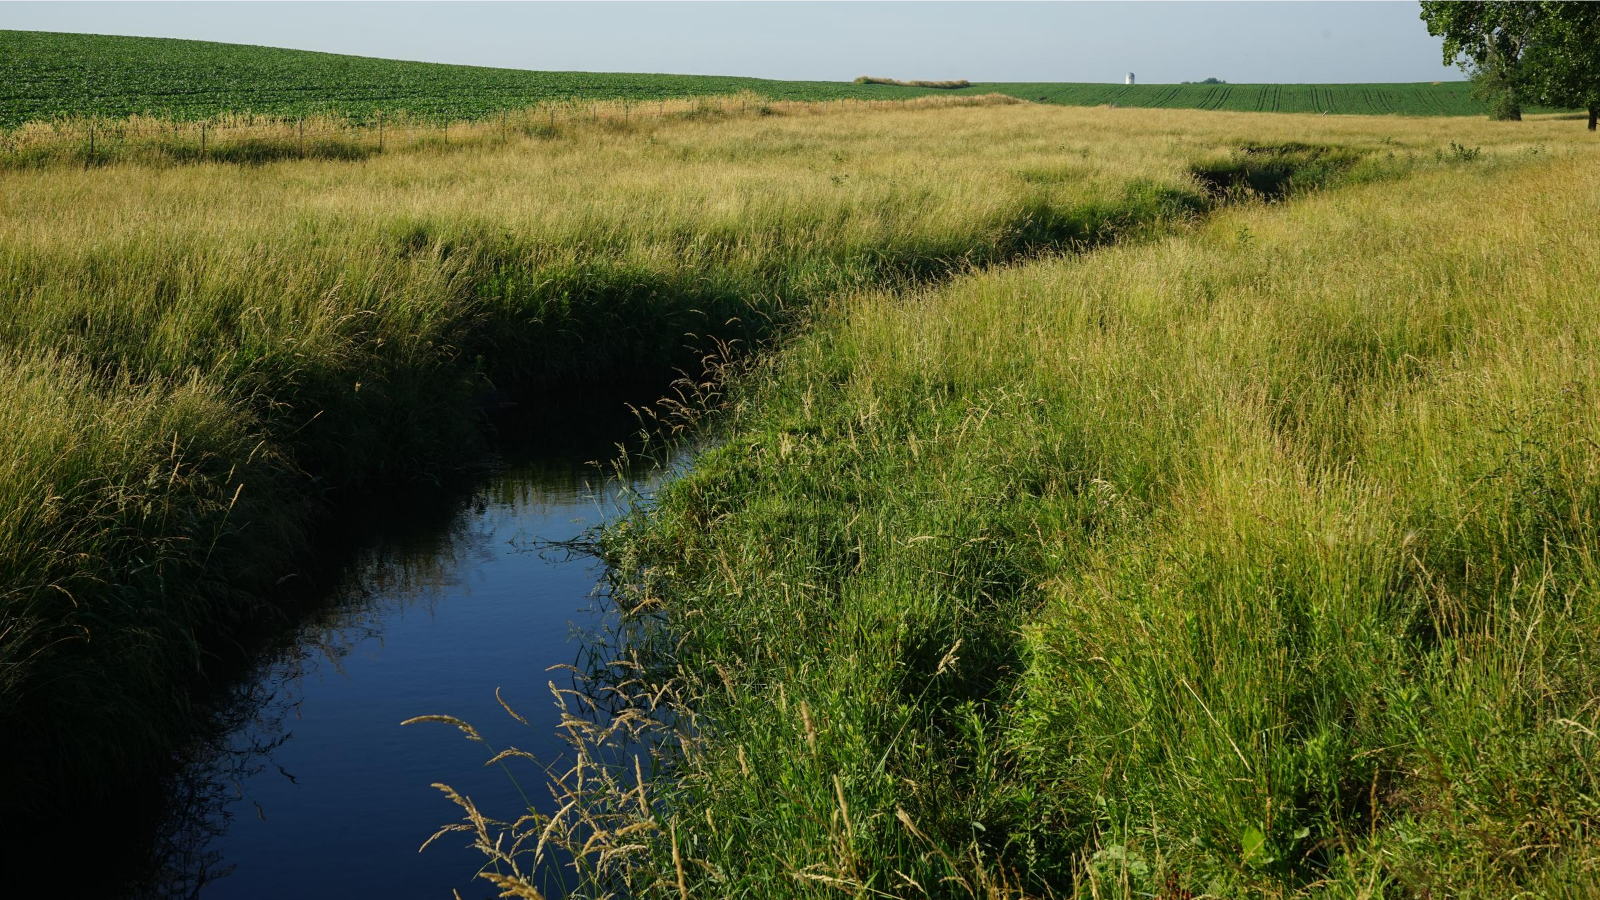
111, 402, 679, 900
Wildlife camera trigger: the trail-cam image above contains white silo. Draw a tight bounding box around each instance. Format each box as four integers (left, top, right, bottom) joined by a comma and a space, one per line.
1126, 72, 1136, 85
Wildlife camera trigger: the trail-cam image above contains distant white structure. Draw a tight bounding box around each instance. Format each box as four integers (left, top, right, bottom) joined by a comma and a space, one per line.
1126, 72, 1136, 85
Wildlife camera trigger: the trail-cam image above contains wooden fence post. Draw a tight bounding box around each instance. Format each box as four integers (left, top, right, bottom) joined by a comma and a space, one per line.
378, 111, 384, 152
200, 121, 207, 156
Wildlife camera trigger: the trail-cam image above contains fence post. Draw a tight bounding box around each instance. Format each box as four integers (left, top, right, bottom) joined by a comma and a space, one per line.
501, 109, 507, 142
378, 111, 384, 152
298, 117, 304, 154
442, 119, 448, 146
200, 121, 207, 156
87, 121, 95, 167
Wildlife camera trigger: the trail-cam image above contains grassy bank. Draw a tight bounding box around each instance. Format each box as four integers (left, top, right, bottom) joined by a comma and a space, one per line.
447, 133, 1600, 894
1, 100, 1493, 815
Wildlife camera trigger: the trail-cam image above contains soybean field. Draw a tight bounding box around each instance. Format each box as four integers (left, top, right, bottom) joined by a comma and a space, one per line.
0, 30, 945, 126
0, 29, 1529, 128
978, 80, 1568, 115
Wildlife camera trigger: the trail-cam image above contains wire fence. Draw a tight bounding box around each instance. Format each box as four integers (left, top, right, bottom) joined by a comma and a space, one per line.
0, 93, 1018, 170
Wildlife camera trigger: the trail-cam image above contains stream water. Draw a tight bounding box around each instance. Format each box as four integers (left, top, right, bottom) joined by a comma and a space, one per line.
109, 397, 675, 899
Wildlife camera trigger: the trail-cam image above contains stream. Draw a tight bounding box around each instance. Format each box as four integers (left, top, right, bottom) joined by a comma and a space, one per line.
110, 395, 676, 899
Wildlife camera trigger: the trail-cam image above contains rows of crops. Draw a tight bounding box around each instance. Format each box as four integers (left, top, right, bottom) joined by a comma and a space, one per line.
0, 31, 948, 126
972, 81, 1560, 115
3, 30, 1521, 127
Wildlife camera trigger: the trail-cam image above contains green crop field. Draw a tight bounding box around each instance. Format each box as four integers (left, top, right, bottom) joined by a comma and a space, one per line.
0, 30, 1538, 127
0, 30, 947, 126
973, 80, 1566, 115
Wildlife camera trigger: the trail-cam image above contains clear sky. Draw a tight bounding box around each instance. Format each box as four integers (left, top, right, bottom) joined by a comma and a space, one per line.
0, 2, 1460, 84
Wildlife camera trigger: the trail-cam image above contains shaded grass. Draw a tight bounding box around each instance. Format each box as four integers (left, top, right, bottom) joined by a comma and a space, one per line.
0, 349, 306, 773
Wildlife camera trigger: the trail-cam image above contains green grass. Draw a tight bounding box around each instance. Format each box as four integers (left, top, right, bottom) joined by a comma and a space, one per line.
7, 99, 1416, 814
4, 69, 1596, 898
0, 30, 1566, 129
447, 137, 1600, 895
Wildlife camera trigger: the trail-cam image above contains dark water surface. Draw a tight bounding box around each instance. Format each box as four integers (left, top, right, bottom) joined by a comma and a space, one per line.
119, 400, 678, 899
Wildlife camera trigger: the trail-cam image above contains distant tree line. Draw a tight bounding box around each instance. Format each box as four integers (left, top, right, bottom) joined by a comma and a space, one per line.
853, 77, 971, 90
1181, 78, 1228, 85
1421, 1, 1600, 129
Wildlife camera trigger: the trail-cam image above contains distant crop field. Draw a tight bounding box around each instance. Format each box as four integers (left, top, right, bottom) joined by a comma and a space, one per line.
971, 81, 1566, 116
0, 30, 1536, 128
0, 30, 946, 126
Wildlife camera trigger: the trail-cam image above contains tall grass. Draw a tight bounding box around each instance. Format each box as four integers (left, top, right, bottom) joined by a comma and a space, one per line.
0, 93, 1002, 170
0, 99, 1466, 813
0, 99, 1585, 820
443, 126, 1600, 896
0, 349, 305, 789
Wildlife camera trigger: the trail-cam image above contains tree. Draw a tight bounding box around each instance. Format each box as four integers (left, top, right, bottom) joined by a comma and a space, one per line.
1422, 1, 1600, 130
1420, 1, 1542, 120
1471, 63, 1523, 121
1520, 2, 1600, 131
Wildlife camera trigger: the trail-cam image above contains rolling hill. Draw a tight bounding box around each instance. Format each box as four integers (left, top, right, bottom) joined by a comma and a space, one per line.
0, 29, 1522, 127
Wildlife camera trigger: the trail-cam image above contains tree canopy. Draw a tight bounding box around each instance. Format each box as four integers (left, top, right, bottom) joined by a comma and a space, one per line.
1421, 1, 1600, 129
1521, 3, 1600, 129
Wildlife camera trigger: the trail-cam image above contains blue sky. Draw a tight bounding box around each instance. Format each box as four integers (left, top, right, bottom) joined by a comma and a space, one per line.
0, 2, 1460, 84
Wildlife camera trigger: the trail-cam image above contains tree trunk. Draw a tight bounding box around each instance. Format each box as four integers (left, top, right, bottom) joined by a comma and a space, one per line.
1590, 106, 1598, 131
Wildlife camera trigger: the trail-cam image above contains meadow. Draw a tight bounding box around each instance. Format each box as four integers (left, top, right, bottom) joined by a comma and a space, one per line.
387, 113, 1596, 898
1, 30, 1539, 127
3, 50, 1597, 895
0, 94, 1440, 813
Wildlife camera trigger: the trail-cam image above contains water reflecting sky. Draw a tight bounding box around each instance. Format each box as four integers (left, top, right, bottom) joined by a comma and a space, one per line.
120, 402, 678, 900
